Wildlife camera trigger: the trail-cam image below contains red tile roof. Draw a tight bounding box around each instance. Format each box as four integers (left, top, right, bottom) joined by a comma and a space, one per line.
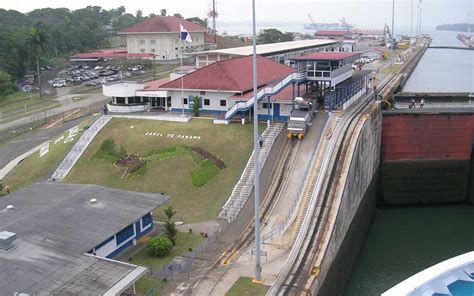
143, 78, 171, 91
272, 83, 307, 101
291, 52, 359, 61
315, 30, 350, 36
120, 16, 208, 34
160, 56, 295, 92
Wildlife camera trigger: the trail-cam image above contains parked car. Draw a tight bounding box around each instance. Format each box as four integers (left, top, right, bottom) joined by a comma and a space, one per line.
53, 80, 66, 88
84, 81, 98, 87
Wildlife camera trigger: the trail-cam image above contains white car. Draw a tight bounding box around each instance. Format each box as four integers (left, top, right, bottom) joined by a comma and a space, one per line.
53, 80, 66, 88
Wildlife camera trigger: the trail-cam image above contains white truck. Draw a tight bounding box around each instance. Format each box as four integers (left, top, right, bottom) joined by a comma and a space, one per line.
287, 97, 317, 139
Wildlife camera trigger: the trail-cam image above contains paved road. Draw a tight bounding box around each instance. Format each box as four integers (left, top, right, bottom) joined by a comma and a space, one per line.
0, 93, 107, 132
0, 117, 85, 170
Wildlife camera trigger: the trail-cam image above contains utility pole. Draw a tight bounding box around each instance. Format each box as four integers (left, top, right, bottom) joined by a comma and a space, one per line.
213, 0, 217, 44
391, 0, 395, 50
410, 0, 414, 37
251, 0, 262, 283
419, 0, 423, 35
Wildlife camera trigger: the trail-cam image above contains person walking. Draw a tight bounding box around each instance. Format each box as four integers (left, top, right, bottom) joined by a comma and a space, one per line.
410, 98, 416, 109
420, 98, 425, 109
258, 135, 263, 149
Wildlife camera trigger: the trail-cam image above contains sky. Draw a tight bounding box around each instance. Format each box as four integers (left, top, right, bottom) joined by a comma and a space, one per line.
1, 0, 472, 34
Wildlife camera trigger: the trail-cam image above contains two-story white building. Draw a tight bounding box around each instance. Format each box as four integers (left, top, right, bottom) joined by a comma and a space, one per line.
119, 16, 208, 60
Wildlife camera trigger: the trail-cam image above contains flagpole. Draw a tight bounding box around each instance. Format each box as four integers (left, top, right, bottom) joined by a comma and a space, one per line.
180, 21, 185, 117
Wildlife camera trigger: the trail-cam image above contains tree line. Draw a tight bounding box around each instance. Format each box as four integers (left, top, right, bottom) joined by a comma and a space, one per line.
0, 6, 208, 98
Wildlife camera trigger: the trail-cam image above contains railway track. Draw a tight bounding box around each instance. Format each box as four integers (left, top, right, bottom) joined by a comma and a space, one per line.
190, 136, 302, 294
269, 73, 397, 296
269, 40, 430, 296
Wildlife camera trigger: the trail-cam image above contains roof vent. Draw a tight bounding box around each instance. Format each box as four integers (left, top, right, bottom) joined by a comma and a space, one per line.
6, 205, 15, 210
0, 231, 17, 252
90, 198, 98, 204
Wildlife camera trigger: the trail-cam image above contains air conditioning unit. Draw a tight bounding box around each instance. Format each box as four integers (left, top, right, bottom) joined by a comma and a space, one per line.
0, 231, 17, 252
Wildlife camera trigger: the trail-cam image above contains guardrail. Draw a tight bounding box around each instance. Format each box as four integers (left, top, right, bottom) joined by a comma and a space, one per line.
268, 74, 395, 295
262, 117, 331, 243
224, 72, 303, 119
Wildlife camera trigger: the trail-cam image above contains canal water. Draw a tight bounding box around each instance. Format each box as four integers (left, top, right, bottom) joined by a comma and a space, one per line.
403, 30, 474, 93
344, 31, 474, 296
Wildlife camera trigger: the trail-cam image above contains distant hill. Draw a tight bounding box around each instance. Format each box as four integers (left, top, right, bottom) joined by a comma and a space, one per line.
436, 23, 474, 32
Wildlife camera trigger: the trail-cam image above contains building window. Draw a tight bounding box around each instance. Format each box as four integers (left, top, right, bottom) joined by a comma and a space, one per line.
116, 225, 134, 245
151, 48, 155, 53
183, 98, 188, 105
140, 48, 145, 53
262, 102, 272, 109
220, 100, 227, 107
150, 39, 156, 45
200, 91, 206, 95
139, 39, 145, 45
204, 99, 210, 106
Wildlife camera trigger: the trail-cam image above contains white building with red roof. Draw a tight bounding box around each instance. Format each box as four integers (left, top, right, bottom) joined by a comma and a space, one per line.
118, 16, 209, 60
103, 55, 305, 121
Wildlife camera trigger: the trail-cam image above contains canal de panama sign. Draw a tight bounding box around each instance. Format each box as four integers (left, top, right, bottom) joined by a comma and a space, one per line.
144, 132, 201, 140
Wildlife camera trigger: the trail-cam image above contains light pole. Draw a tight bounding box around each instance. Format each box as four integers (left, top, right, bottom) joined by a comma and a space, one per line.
391, 0, 395, 51
410, 0, 414, 37
251, 0, 262, 283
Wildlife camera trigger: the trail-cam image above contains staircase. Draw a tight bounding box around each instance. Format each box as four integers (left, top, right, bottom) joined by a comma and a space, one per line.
224, 72, 305, 120
51, 115, 112, 181
219, 123, 284, 222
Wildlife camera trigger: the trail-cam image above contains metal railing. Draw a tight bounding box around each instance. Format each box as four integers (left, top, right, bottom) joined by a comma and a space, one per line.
224, 72, 303, 119
262, 117, 331, 243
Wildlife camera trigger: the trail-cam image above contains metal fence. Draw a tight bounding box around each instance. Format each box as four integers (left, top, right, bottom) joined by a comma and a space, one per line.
0, 101, 104, 143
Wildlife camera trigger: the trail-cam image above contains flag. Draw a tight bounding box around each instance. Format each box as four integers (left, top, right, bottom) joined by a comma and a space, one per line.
180, 24, 192, 43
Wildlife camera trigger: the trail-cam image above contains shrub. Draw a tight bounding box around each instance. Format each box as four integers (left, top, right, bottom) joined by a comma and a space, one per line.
191, 160, 220, 187
119, 145, 127, 158
100, 139, 116, 154
147, 236, 173, 257
91, 150, 120, 162
192, 96, 200, 117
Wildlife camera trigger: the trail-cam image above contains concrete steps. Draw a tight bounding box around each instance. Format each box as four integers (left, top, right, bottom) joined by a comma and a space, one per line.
50, 115, 112, 181
218, 123, 284, 222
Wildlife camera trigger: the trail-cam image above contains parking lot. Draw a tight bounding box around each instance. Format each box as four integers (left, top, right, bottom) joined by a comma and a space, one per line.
50, 64, 148, 89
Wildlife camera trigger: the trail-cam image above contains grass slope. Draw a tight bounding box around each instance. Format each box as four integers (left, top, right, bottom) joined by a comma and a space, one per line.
226, 277, 270, 296
3, 116, 96, 191
66, 118, 261, 223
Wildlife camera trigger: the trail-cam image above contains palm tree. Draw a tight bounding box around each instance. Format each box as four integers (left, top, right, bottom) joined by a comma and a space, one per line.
164, 206, 177, 221
25, 24, 48, 99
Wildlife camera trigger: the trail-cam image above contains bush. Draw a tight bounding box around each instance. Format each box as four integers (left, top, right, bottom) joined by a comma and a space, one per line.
147, 236, 173, 257
119, 145, 127, 158
191, 160, 220, 187
192, 96, 200, 117
91, 150, 120, 162
100, 139, 116, 154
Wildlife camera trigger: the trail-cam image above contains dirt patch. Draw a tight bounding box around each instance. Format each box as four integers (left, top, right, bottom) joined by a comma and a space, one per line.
116, 155, 145, 178
191, 147, 226, 169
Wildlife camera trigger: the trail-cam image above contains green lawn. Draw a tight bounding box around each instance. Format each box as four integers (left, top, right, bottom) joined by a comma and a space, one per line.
226, 277, 270, 296
66, 118, 261, 223
0, 92, 56, 113
130, 231, 205, 296
3, 116, 97, 191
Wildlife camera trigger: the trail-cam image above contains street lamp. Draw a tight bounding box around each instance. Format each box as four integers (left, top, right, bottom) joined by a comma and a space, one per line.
391, 0, 395, 51
251, 0, 262, 283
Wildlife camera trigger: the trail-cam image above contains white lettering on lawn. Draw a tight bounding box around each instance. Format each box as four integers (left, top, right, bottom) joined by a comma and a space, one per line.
54, 135, 65, 144
144, 132, 200, 140
39, 142, 50, 157
64, 126, 79, 144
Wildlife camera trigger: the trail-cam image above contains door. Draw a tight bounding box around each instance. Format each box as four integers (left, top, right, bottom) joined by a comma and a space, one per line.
273, 103, 280, 119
